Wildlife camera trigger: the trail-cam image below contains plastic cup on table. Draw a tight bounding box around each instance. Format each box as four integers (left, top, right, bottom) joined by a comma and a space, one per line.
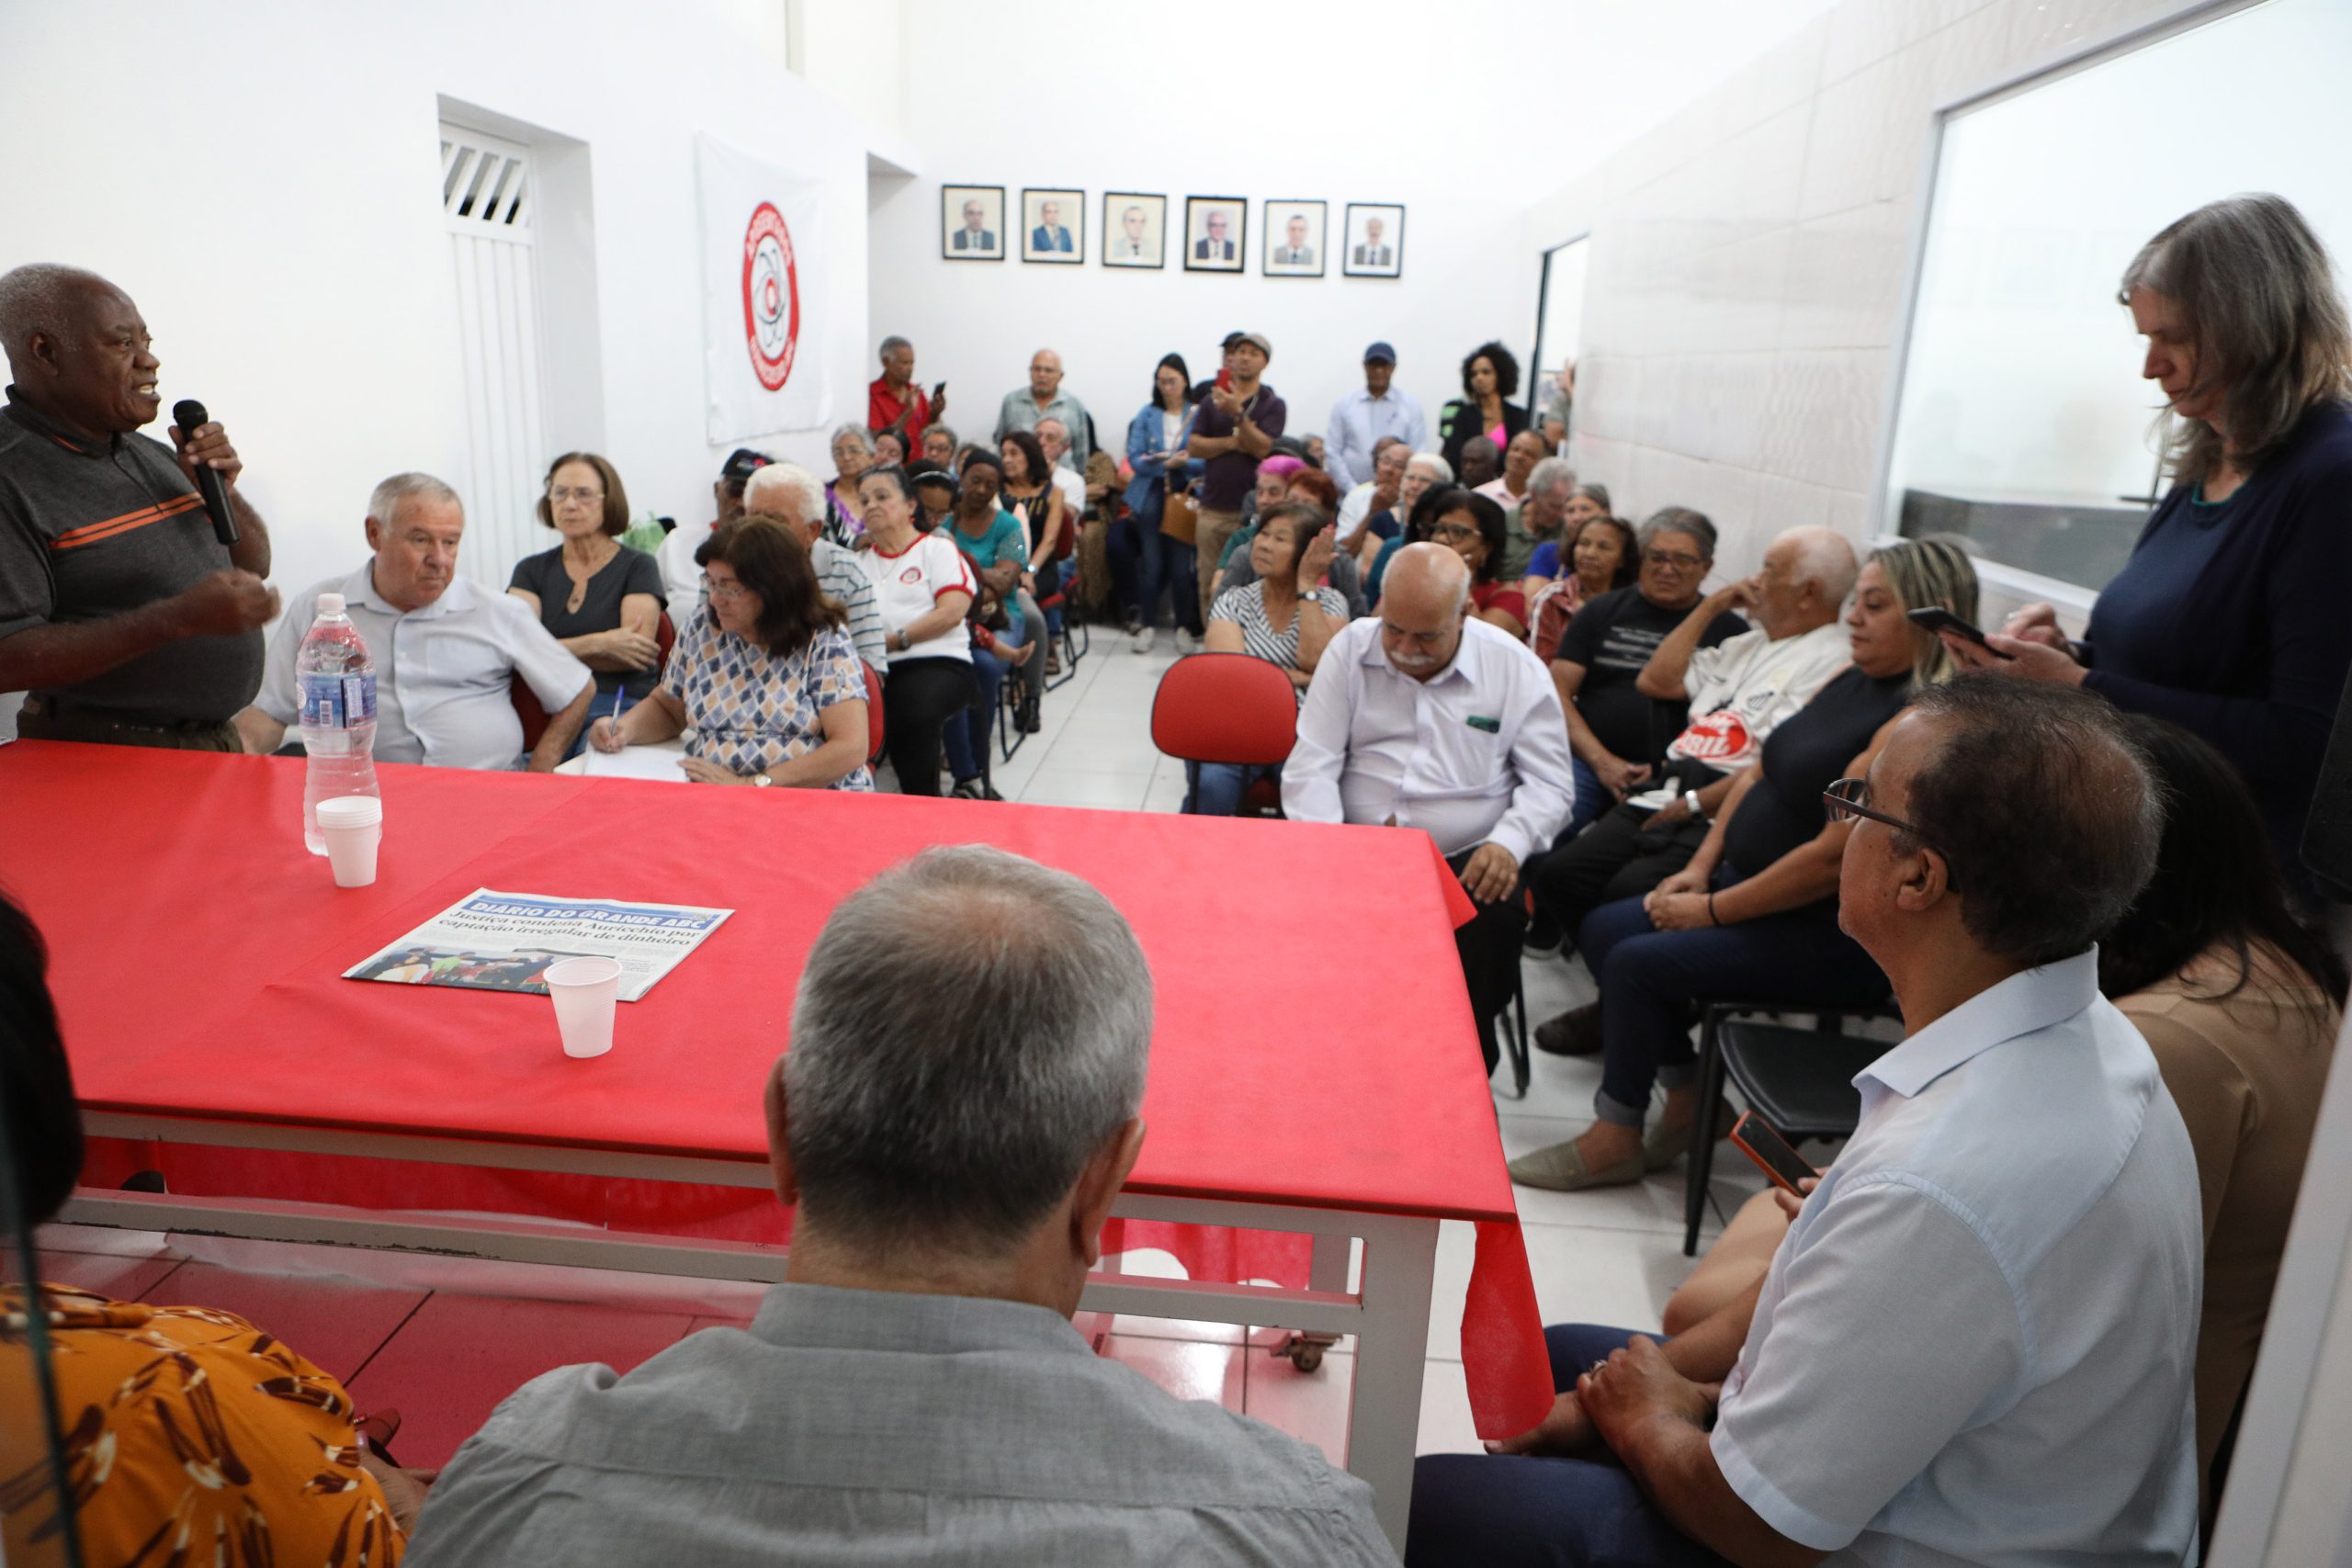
314, 795, 383, 887
543, 956, 623, 1059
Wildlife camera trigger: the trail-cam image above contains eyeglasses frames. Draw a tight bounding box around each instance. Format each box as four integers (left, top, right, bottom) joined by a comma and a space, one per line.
1822, 777, 1961, 892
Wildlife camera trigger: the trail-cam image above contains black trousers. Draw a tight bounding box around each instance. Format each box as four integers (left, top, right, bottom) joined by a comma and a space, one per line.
880, 656, 978, 797
1524, 802, 1711, 946
1449, 849, 1528, 1076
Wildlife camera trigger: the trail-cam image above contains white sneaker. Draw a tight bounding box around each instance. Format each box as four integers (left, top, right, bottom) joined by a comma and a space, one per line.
1175, 629, 1204, 655
1129, 626, 1157, 655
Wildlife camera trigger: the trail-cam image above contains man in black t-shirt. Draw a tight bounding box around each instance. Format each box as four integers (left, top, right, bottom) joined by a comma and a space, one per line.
0, 265, 277, 749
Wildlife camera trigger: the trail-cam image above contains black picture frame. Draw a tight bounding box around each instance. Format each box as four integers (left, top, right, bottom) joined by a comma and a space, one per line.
1262, 198, 1329, 278
941, 184, 1007, 262
1341, 202, 1406, 278
1020, 186, 1085, 265
1102, 191, 1167, 269
1182, 196, 1248, 274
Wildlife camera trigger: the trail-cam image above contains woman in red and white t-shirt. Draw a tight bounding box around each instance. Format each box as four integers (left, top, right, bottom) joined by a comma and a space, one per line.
854, 468, 978, 796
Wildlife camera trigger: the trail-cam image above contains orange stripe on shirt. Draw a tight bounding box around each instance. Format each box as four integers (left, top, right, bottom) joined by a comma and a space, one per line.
50, 493, 207, 550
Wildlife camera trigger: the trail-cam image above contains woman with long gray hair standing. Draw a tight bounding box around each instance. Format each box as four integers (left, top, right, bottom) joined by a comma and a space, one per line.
1947, 193, 2352, 887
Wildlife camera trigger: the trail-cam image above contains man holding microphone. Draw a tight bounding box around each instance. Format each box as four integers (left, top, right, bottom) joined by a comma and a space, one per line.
0, 264, 276, 750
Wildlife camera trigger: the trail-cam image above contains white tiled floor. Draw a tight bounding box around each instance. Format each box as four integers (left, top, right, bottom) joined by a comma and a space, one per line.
31, 630, 1772, 1473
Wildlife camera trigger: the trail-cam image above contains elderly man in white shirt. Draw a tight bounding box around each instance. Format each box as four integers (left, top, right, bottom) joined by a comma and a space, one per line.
1285, 544, 1575, 1075
235, 472, 594, 770
739, 462, 888, 672
1412, 676, 2201, 1568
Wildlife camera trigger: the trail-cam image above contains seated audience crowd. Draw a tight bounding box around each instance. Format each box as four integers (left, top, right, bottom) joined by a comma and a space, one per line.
5, 186, 2349, 1565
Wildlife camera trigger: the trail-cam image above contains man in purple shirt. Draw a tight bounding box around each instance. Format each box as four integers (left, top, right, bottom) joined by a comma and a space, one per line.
1184, 332, 1285, 626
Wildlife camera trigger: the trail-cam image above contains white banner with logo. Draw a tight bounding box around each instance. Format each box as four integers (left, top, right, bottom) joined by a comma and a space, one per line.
696, 134, 830, 443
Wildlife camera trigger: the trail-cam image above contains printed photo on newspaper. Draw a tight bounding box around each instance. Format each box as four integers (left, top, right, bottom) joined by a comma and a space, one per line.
344, 888, 734, 1003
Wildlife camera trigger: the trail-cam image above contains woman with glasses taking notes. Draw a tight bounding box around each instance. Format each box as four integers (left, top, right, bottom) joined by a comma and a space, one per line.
1510, 536, 1980, 1191
508, 451, 668, 756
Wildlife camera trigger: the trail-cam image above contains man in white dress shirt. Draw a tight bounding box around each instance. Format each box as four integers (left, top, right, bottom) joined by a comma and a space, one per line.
1284, 544, 1575, 1074
235, 472, 594, 770
1411, 676, 2201, 1567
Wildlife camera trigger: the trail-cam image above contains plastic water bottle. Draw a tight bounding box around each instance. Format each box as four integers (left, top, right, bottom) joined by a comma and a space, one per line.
296, 592, 379, 855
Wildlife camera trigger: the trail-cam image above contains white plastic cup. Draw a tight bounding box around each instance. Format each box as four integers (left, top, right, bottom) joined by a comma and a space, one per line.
315, 795, 383, 887
543, 955, 623, 1059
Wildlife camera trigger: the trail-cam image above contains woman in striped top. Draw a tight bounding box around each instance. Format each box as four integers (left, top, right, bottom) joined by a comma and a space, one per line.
1192, 502, 1349, 816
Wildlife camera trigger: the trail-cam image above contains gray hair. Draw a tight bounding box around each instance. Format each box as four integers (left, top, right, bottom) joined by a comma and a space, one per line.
829, 423, 874, 455
366, 471, 461, 527
1035, 417, 1068, 439
1527, 456, 1577, 499
0, 264, 109, 361
742, 461, 823, 527
1405, 452, 1453, 483
926, 423, 958, 451
2120, 193, 2352, 489
1902, 678, 2161, 967
784, 846, 1153, 1257
1776, 525, 1860, 606
1635, 506, 1716, 560
876, 334, 910, 360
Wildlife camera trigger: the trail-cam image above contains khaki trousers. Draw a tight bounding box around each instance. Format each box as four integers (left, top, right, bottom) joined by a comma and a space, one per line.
1194, 507, 1242, 626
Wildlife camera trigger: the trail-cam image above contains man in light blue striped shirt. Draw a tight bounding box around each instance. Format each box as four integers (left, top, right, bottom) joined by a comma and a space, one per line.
1327, 342, 1428, 490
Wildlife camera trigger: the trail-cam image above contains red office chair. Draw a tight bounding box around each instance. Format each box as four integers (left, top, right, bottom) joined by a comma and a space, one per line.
514, 611, 678, 754
861, 659, 887, 766
1149, 653, 1298, 815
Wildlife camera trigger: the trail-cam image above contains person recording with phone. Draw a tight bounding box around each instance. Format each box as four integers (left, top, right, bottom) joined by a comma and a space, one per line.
1940, 195, 2352, 891
0, 263, 278, 750
866, 334, 943, 450
1413, 677, 2202, 1568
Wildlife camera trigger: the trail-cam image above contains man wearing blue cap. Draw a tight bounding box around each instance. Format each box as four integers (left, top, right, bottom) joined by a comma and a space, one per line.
1326, 342, 1427, 491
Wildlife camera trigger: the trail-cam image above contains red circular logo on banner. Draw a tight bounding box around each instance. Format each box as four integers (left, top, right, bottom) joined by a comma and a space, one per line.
741, 202, 800, 391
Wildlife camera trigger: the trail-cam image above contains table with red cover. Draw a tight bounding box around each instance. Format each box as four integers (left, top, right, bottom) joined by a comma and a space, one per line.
1, 740, 1549, 1540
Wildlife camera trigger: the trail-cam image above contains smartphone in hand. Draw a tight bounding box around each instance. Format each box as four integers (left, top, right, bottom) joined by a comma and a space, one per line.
1906, 606, 2013, 659
1729, 1111, 1819, 1197
933, 380, 946, 401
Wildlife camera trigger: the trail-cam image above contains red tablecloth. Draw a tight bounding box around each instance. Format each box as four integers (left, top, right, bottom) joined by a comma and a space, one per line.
0, 740, 1550, 1437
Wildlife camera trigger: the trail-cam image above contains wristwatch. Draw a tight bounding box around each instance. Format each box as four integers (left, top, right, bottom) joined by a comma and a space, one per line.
753, 773, 775, 788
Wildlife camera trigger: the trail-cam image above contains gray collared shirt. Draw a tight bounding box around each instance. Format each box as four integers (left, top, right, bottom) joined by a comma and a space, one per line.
992, 388, 1092, 468
405, 1281, 1397, 1567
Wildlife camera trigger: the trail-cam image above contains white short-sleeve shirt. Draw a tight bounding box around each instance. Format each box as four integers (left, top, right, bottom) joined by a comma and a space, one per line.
855, 533, 975, 663
256, 565, 593, 770
1712, 950, 2203, 1564
1668, 620, 1849, 773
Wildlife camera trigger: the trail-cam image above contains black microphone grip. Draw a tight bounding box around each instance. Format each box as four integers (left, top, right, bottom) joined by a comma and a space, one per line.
171, 398, 239, 547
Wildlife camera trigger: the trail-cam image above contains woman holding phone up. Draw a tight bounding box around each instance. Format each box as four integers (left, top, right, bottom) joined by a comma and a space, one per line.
1945, 195, 2352, 889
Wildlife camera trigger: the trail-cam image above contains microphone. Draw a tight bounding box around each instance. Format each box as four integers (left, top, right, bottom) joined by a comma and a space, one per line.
171, 399, 239, 547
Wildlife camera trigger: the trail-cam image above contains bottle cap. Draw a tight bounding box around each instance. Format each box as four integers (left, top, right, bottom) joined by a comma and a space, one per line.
317, 592, 346, 615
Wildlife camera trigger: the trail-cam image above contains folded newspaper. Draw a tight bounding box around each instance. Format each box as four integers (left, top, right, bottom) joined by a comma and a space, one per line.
344, 888, 733, 1003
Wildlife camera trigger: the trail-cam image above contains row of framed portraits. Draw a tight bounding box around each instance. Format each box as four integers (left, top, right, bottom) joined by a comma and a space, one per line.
940, 186, 1406, 278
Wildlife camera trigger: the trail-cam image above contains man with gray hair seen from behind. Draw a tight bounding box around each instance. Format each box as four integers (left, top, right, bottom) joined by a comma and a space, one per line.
1414, 678, 2200, 1566
233, 473, 594, 771
1284, 544, 1575, 1077
403, 846, 1397, 1568
0, 263, 278, 749
740, 461, 888, 672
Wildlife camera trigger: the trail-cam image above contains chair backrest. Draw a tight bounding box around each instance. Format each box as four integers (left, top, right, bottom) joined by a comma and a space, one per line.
655, 611, 677, 679
1151, 652, 1298, 766
511, 674, 551, 752
861, 659, 887, 765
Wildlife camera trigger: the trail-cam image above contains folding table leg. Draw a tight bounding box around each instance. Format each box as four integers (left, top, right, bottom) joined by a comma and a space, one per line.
1275, 1233, 1354, 1371
1347, 1213, 1440, 1553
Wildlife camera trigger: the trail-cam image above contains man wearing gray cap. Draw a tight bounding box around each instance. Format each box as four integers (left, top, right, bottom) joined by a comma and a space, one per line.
1327, 342, 1427, 491
1185, 333, 1285, 627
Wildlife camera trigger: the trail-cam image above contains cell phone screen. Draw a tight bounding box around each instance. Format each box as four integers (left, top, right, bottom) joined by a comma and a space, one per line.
1730, 1111, 1818, 1196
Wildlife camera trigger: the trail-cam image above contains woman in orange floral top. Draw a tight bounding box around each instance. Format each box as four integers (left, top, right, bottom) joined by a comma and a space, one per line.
0, 891, 419, 1566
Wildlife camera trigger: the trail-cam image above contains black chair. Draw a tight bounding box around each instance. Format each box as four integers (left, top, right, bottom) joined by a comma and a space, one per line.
1682, 1000, 1902, 1255
1495, 892, 1534, 1100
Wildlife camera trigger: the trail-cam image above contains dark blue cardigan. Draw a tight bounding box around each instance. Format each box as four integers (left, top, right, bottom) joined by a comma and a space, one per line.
2084, 400, 2352, 870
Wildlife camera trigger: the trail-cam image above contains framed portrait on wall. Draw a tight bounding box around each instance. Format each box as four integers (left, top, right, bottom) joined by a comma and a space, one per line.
1342, 203, 1406, 277
1182, 196, 1247, 273
1102, 192, 1166, 268
942, 185, 1006, 261
1021, 186, 1084, 264
1262, 199, 1327, 277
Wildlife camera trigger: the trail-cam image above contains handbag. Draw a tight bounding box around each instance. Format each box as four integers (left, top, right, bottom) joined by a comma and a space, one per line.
1160, 486, 1199, 545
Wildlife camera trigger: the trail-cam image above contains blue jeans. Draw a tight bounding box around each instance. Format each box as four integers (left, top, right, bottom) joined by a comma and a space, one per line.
564, 687, 642, 761
1409, 1325, 1729, 1566
1185, 761, 1278, 816
1109, 483, 1204, 635
1577, 874, 1890, 1128
1565, 754, 1603, 840
943, 619, 1026, 783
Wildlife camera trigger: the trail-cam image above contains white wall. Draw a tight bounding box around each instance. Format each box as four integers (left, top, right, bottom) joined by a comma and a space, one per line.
1521, 0, 2230, 615
867, 0, 1838, 473
0, 0, 882, 623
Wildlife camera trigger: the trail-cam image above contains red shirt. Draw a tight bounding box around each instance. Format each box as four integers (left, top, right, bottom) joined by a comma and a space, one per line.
1472, 581, 1528, 627
867, 378, 931, 446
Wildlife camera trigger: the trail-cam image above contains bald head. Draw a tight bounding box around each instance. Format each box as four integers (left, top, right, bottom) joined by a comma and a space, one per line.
1378, 544, 1472, 680
0, 264, 160, 435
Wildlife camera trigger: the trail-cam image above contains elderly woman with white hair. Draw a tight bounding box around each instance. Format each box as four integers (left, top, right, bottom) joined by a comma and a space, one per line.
1361, 451, 1453, 595
1946, 193, 2352, 888
824, 423, 876, 545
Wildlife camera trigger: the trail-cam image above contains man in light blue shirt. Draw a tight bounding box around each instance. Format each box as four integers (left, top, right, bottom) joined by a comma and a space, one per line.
1326, 342, 1427, 490
1412, 677, 2203, 1567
